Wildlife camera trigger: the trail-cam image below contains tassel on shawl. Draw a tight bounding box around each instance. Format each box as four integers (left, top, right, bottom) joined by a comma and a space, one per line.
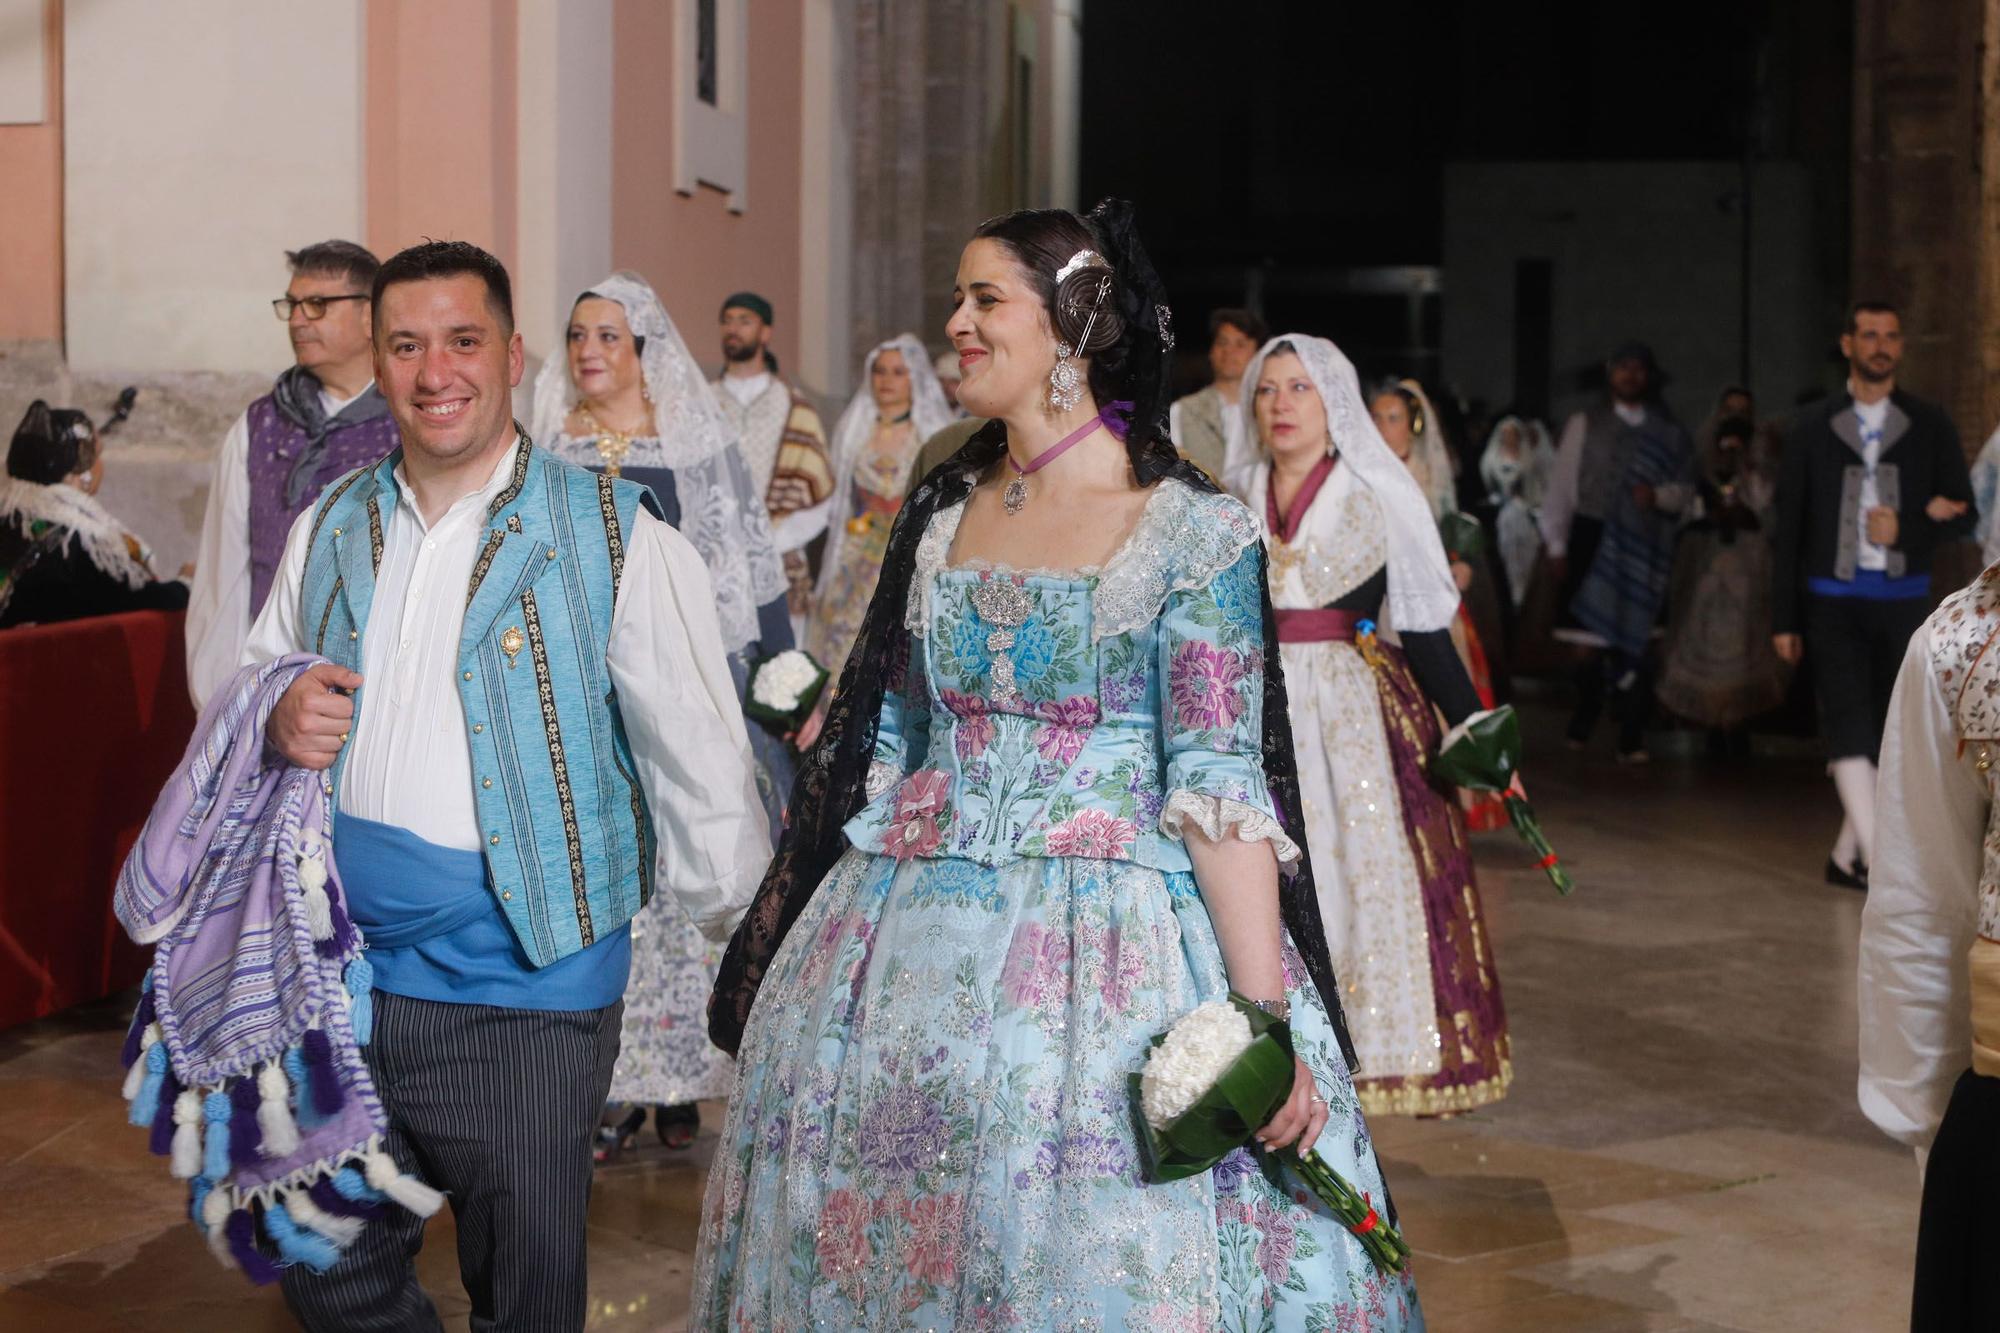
127, 1037, 167, 1127
199, 1182, 237, 1270
363, 1148, 445, 1217
297, 828, 334, 942
320, 890, 357, 958
201, 1091, 233, 1183
261, 1200, 341, 1272
149, 1068, 182, 1157
283, 1186, 364, 1247
170, 1089, 204, 1178
344, 957, 375, 1046
222, 1208, 283, 1284
299, 1028, 344, 1118
227, 1077, 264, 1167
121, 1023, 158, 1100
314, 1170, 384, 1217
282, 1047, 324, 1127
256, 1060, 301, 1157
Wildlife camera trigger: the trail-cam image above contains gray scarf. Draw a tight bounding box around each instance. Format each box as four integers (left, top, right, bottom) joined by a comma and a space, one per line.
271, 365, 392, 506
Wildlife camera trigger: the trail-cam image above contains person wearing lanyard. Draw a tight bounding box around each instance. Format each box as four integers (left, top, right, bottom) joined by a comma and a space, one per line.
1772, 300, 1974, 891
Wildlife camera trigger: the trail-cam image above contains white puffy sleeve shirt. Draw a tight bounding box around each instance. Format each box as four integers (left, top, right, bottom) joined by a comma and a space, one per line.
1858, 622, 1987, 1149
184, 410, 253, 709
245, 458, 769, 941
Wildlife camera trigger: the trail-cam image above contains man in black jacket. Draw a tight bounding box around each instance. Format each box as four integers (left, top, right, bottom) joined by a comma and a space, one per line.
1772, 300, 1973, 890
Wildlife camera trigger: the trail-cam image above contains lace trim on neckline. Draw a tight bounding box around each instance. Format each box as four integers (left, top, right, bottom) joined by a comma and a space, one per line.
907, 480, 1261, 640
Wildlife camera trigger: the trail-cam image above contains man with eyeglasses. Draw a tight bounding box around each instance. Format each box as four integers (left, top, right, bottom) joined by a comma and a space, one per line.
185, 240, 399, 706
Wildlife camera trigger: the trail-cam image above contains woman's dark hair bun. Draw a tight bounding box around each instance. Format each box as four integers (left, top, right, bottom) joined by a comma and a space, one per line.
1051, 265, 1124, 354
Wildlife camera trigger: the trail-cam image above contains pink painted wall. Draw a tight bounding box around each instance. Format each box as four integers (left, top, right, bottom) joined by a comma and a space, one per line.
365, 0, 518, 268
610, 0, 804, 378
0, 0, 63, 341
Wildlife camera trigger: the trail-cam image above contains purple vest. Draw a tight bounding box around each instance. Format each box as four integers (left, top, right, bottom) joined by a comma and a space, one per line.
244, 393, 399, 613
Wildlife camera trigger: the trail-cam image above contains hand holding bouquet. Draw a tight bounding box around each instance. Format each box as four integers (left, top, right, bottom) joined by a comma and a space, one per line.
1132, 996, 1411, 1276
1431, 704, 1574, 895
744, 649, 829, 739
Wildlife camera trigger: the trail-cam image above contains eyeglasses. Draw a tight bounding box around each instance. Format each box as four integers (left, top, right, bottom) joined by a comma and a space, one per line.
273, 294, 369, 321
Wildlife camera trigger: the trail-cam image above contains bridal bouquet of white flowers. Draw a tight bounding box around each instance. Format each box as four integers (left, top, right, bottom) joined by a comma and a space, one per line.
744, 649, 829, 733
1133, 995, 1411, 1276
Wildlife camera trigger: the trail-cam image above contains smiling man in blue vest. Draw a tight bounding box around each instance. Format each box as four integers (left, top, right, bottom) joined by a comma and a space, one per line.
242, 240, 770, 1330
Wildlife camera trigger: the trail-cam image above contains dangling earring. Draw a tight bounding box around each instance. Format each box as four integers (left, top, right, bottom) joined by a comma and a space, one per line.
640, 381, 653, 405
1047, 341, 1084, 413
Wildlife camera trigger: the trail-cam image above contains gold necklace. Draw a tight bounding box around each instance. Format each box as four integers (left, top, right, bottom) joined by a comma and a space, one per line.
576, 403, 649, 478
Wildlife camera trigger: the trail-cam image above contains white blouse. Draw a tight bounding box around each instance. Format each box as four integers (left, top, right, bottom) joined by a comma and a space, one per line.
1858, 621, 1987, 1150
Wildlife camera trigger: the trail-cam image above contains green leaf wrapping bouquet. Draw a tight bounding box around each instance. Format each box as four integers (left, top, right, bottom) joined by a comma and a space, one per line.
1131, 995, 1411, 1276
1431, 704, 1575, 895
1439, 510, 1486, 562
743, 649, 829, 736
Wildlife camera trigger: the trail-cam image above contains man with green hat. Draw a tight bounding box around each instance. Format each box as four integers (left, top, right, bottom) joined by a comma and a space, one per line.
713, 291, 833, 636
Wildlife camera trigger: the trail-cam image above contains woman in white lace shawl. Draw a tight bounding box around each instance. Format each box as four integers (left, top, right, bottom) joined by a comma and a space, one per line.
531, 272, 788, 1155
1480, 414, 1554, 607
804, 334, 954, 672
1247, 334, 1513, 1117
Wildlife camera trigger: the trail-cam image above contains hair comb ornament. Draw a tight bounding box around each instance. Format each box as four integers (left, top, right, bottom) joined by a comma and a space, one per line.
1055, 249, 1108, 283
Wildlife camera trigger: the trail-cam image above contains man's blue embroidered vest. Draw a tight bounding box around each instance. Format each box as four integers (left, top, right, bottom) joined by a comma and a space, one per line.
299, 438, 656, 967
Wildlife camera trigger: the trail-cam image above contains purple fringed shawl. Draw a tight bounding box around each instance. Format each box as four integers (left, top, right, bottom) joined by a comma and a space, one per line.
114, 655, 386, 1195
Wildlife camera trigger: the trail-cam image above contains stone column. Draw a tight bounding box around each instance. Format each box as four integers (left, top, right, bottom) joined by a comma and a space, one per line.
1850, 0, 1999, 446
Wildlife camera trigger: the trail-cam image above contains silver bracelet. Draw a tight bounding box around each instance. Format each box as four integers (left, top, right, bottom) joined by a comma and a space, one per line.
1244, 995, 1291, 1022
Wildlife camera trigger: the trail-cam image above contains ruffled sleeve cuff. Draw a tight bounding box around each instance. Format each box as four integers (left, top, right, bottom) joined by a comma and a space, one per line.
1158, 789, 1302, 868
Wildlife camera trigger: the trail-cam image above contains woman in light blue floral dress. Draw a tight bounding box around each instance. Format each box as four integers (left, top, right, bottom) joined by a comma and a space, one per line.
695, 201, 1424, 1331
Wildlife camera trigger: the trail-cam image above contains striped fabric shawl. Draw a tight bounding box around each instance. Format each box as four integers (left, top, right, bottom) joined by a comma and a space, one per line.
116, 656, 354, 1084
112, 655, 440, 1282
1571, 424, 1694, 661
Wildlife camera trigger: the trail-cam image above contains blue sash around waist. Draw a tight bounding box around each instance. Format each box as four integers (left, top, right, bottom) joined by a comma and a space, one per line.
1807, 569, 1931, 602
334, 814, 630, 1011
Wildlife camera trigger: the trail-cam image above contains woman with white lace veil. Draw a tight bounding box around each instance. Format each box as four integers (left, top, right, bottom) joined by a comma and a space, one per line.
531, 272, 789, 1156
1481, 414, 1549, 607
1247, 333, 1513, 1117
1374, 377, 1458, 519
1372, 379, 1506, 832
805, 334, 954, 672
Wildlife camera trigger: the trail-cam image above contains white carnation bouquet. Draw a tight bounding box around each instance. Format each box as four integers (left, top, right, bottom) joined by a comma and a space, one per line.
743, 649, 829, 735
1133, 994, 1411, 1276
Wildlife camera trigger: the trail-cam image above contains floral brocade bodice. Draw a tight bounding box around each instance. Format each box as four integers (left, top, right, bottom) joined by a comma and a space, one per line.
843, 479, 1299, 871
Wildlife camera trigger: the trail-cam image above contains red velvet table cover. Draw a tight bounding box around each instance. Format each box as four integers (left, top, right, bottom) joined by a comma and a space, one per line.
0, 609, 196, 1028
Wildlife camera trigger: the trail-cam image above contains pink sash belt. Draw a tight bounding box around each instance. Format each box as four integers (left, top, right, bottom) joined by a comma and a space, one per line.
1274, 608, 1364, 644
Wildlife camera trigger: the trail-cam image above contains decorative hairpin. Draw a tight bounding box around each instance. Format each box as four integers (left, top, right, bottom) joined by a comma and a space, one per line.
1055, 249, 1108, 283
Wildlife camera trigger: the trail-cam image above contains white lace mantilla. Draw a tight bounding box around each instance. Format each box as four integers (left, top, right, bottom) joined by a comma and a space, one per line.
1158, 790, 1302, 866
0, 476, 151, 590
907, 479, 1261, 640
546, 430, 786, 655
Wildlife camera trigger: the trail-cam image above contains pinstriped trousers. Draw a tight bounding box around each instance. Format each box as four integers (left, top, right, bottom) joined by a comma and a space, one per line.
281, 990, 623, 1332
